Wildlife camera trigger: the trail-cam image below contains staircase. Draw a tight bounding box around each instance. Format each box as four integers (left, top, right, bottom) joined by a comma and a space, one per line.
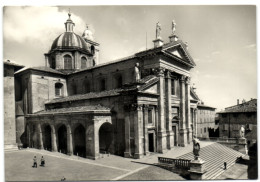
176, 142, 245, 179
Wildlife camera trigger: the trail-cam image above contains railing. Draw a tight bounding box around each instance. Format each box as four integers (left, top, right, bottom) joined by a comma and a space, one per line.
198, 137, 238, 144
158, 157, 191, 169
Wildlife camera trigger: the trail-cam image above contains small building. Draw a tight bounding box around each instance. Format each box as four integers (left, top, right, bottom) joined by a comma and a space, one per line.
4, 60, 24, 149
218, 99, 257, 142
196, 103, 216, 138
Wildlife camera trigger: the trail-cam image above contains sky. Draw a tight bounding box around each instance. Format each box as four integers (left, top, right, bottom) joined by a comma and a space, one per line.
3, 5, 257, 111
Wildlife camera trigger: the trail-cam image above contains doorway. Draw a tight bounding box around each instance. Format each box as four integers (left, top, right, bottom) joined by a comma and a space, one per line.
148, 133, 154, 152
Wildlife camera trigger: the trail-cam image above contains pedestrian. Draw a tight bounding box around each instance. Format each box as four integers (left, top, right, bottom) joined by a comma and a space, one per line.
224, 162, 227, 170
40, 156, 45, 167
61, 176, 66, 181
33, 156, 37, 168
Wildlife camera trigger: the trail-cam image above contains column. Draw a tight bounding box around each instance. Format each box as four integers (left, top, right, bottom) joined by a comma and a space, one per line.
185, 77, 192, 143
143, 104, 149, 155
194, 109, 198, 137
27, 124, 31, 148
37, 123, 43, 149
165, 70, 174, 149
179, 75, 187, 146
67, 124, 73, 155
50, 125, 57, 152
134, 104, 144, 159
124, 105, 131, 158
157, 68, 167, 153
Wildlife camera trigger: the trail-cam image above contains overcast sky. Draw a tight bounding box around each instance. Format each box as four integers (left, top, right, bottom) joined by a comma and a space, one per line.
3, 5, 257, 111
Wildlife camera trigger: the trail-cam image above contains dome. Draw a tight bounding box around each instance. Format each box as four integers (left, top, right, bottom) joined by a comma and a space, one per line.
50, 32, 89, 53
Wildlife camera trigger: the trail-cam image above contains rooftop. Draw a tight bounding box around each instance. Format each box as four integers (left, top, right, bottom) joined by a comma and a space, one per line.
218, 99, 257, 113
28, 105, 110, 116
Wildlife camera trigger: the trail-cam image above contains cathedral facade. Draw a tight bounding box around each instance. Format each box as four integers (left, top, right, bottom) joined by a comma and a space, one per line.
15, 14, 206, 159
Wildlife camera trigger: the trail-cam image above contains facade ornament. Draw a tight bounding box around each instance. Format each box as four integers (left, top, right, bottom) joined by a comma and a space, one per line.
172, 20, 176, 35
154, 68, 165, 77
134, 63, 141, 82
143, 104, 149, 110
165, 70, 171, 79
156, 22, 161, 39
185, 76, 190, 85
240, 125, 245, 138
180, 75, 186, 83
192, 135, 200, 160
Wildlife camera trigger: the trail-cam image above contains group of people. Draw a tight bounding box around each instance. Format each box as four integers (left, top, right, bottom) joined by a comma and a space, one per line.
32, 156, 45, 168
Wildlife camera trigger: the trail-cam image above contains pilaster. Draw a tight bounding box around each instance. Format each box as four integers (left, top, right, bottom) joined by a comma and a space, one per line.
66, 124, 73, 156
51, 125, 57, 152
165, 70, 174, 149
124, 105, 131, 158
37, 123, 43, 149
143, 104, 149, 155
185, 77, 192, 144
134, 104, 144, 159
156, 68, 167, 153
179, 75, 187, 146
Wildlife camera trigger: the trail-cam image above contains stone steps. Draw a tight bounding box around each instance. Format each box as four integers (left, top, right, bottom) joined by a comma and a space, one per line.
177, 142, 244, 179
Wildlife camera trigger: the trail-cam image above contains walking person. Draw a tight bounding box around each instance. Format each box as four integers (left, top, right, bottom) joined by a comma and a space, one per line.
40, 156, 45, 167
33, 156, 37, 168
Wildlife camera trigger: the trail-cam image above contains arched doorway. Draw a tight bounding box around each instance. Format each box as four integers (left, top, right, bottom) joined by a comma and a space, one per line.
99, 123, 113, 153
58, 125, 67, 154
43, 125, 52, 151
73, 124, 86, 157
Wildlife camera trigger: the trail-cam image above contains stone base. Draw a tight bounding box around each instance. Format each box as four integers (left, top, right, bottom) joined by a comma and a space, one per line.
134, 153, 144, 159
238, 137, 247, 144
124, 152, 132, 158
169, 34, 178, 42
157, 131, 167, 153
86, 155, 99, 160
179, 129, 188, 147
189, 158, 206, 180
166, 130, 174, 149
153, 38, 164, 47
4, 144, 18, 151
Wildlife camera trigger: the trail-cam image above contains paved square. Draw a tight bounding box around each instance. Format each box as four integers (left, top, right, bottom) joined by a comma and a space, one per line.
5, 149, 184, 181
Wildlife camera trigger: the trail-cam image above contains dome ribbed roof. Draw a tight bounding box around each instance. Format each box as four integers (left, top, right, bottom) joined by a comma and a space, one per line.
50, 32, 89, 53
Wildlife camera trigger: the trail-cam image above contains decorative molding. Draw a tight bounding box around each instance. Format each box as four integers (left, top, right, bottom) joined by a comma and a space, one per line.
180, 75, 186, 83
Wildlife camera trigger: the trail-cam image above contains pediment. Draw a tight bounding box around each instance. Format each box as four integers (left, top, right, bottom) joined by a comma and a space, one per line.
163, 44, 196, 67
142, 83, 158, 94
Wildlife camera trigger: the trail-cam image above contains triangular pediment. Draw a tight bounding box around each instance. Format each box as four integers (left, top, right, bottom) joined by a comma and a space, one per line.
142, 84, 158, 94
163, 43, 196, 67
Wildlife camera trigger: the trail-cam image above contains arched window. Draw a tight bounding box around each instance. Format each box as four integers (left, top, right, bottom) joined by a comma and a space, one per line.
81, 57, 87, 69
55, 82, 64, 97
64, 55, 72, 69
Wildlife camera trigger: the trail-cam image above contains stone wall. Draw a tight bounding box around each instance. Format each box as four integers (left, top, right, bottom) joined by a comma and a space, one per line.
4, 65, 17, 148
197, 107, 216, 138
219, 112, 257, 138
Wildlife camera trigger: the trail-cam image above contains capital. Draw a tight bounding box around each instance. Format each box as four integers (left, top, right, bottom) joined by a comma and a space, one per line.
165, 70, 171, 79
143, 104, 149, 110
185, 77, 190, 85
180, 75, 186, 83
154, 68, 165, 77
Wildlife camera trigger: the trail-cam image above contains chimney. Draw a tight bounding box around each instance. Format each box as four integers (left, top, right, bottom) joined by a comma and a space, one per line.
237, 99, 239, 105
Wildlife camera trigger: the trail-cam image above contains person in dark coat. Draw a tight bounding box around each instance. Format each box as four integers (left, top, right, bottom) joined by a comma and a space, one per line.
33, 156, 37, 168
40, 156, 45, 167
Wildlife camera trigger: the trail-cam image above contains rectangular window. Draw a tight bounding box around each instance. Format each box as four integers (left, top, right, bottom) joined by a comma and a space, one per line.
148, 108, 153, 124
171, 79, 175, 95
171, 107, 179, 118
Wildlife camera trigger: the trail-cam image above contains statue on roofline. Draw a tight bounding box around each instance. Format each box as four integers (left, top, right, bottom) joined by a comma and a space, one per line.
172, 20, 176, 35
156, 22, 161, 39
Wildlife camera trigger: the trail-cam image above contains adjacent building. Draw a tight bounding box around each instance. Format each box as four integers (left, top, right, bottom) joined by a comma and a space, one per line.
4, 60, 24, 149
218, 99, 257, 143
